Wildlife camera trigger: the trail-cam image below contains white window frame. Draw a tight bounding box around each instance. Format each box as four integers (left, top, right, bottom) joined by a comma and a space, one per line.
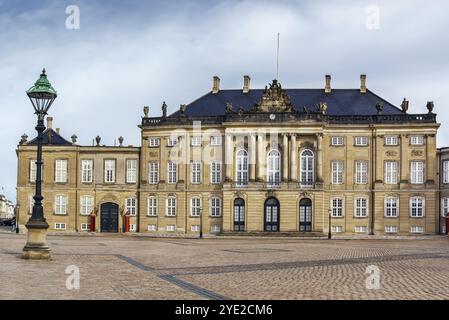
55, 159, 68, 183
104, 159, 116, 183
443, 160, 449, 184
54, 195, 68, 215
166, 197, 177, 216
354, 226, 368, 233
210, 135, 222, 146
385, 226, 398, 234
126, 159, 138, 183
167, 136, 178, 147
148, 224, 157, 231
81, 159, 93, 183
354, 136, 368, 146
411, 161, 424, 184
410, 135, 424, 146
191, 161, 201, 184
147, 196, 158, 216
331, 197, 344, 217
410, 226, 424, 233
331, 136, 344, 146
442, 198, 449, 218
191, 225, 200, 232
355, 161, 368, 184
354, 197, 368, 218
190, 197, 201, 217
410, 197, 425, 218
80, 223, 90, 231
384, 197, 399, 217
385, 135, 399, 146
236, 149, 248, 186
300, 149, 314, 187
55, 223, 66, 230
385, 161, 398, 184
211, 224, 221, 233
148, 162, 159, 184
191, 136, 201, 146
331, 161, 344, 185
210, 197, 221, 217
331, 225, 343, 233
210, 161, 222, 184
167, 162, 177, 184
129, 224, 136, 232
267, 149, 281, 187
80, 195, 94, 215
29, 195, 35, 214
29, 159, 37, 182
125, 198, 137, 216
148, 137, 160, 147
166, 224, 176, 232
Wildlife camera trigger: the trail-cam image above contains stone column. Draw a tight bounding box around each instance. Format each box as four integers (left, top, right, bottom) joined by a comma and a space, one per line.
282, 133, 289, 182
249, 133, 256, 181
225, 133, 233, 181
257, 132, 264, 181
290, 134, 297, 182
317, 133, 323, 182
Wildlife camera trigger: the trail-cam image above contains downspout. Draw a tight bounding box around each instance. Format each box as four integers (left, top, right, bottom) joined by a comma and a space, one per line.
75, 145, 79, 232
370, 126, 376, 235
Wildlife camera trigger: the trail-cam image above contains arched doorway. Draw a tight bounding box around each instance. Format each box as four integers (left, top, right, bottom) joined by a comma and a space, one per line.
233, 198, 245, 231
264, 197, 280, 231
100, 202, 119, 232
299, 198, 312, 232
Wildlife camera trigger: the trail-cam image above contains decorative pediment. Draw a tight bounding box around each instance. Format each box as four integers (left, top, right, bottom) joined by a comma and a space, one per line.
253, 79, 293, 113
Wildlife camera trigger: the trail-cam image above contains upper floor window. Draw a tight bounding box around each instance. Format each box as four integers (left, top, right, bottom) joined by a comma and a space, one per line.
354, 136, 368, 146
355, 161, 368, 184
210, 197, 221, 217
210, 135, 222, 146
236, 149, 248, 186
55, 159, 68, 183
300, 149, 314, 187
385, 197, 399, 217
442, 198, 449, 217
191, 136, 202, 146
331, 161, 344, 184
126, 159, 138, 183
354, 198, 368, 217
411, 161, 424, 184
385, 135, 399, 146
410, 197, 425, 217
148, 162, 159, 184
331, 198, 344, 217
125, 198, 137, 216
104, 160, 116, 183
267, 150, 281, 187
411, 135, 424, 146
443, 160, 449, 184
385, 161, 398, 184
54, 195, 67, 215
148, 137, 160, 147
190, 197, 201, 216
331, 136, 344, 146
29, 159, 37, 182
191, 161, 201, 184
167, 162, 177, 184
167, 136, 178, 147
147, 196, 158, 216
166, 197, 176, 216
210, 161, 222, 184
80, 195, 93, 215
81, 160, 93, 183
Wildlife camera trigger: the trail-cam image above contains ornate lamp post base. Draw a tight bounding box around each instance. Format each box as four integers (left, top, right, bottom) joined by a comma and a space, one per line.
22, 222, 51, 260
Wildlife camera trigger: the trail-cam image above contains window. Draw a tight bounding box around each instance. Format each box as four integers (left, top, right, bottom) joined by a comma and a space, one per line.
28, 195, 35, 214
385, 135, 398, 146
411, 135, 424, 145
191, 225, 200, 232
300, 150, 314, 187
191, 161, 201, 184
410, 197, 425, 217
385, 197, 399, 217
54, 195, 67, 215
236, 149, 248, 186
190, 197, 201, 216
80, 223, 90, 231
166, 197, 176, 216
147, 196, 158, 216
411, 161, 424, 184
331, 198, 344, 217
410, 226, 424, 233
210, 197, 221, 217
126, 159, 137, 183
148, 224, 157, 231
331, 137, 344, 146
148, 137, 160, 147
125, 198, 137, 216
210, 161, 222, 184
166, 224, 176, 232
167, 136, 178, 147
355, 226, 367, 233
29, 159, 37, 182
355, 161, 368, 184
331, 161, 344, 184
129, 224, 136, 232
355, 198, 368, 217
331, 225, 343, 233
55, 159, 68, 183
55, 223, 66, 230
211, 224, 221, 233
267, 150, 281, 187
191, 136, 201, 146
104, 160, 116, 183
81, 160, 93, 183
385, 226, 398, 234
167, 162, 177, 184
385, 161, 398, 184
148, 162, 159, 184
442, 198, 449, 217
80, 196, 93, 215
210, 135, 222, 146
355, 136, 368, 146
443, 161, 449, 184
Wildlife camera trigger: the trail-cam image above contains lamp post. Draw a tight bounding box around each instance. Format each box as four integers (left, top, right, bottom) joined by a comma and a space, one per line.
22, 69, 57, 260
15, 204, 20, 234
199, 208, 203, 239
328, 208, 332, 240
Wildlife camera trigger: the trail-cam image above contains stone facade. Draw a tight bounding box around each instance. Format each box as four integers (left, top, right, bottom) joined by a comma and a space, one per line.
16, 76, 446, 236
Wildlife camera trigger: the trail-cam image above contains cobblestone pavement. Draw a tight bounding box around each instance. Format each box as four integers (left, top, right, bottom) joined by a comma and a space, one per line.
0, 232, 448, 299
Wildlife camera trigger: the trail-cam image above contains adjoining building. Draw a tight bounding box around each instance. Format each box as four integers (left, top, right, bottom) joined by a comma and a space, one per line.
16, 75, 446, 236
0, 194, 15, 221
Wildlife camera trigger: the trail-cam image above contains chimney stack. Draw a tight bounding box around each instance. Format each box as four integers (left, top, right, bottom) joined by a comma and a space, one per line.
212, 76, 220, 94
56, 128, 60, 134
360, 74, 367, 94
325, 75, 331, 94
243, 75, 251, 93
47, 117, 53, 129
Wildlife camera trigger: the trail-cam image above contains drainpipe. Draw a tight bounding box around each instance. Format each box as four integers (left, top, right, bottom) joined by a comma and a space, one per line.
370, 126, 376, 235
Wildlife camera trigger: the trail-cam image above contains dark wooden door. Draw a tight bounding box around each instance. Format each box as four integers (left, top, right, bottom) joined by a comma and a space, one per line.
233, 198, 245, 231
264, 198, 280, 232
100, 203, 119, 232
299, 198, 312, 232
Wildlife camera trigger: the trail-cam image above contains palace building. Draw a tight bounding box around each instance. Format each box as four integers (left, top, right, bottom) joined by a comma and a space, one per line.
16, 75, 448, 235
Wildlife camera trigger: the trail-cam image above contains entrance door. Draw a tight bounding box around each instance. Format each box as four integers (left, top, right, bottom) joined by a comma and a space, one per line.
299, 198, 312, 232
233, 198, 245, 231
100, 202, 119, 232
264, 198, 280, 231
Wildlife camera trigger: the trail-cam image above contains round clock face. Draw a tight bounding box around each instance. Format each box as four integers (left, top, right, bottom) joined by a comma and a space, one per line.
269, 114, 276, 120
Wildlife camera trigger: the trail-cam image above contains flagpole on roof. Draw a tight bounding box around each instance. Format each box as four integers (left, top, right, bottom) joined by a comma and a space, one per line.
276, 32, 280, 80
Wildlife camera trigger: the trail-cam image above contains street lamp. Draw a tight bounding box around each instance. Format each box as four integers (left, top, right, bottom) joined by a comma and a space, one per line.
15, 204, 20, 234
199, 208, 203, 239
22, 69, 57, 260
328, 208, 332, 240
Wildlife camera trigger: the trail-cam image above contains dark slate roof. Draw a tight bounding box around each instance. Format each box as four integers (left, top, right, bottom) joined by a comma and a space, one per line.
170, 88, 402, 117
28, 129, 72, 146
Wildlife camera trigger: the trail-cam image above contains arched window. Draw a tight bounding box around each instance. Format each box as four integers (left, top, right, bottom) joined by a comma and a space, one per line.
236, 149, 248, 186
267, 150, 281, 187
300, 149, 314, 187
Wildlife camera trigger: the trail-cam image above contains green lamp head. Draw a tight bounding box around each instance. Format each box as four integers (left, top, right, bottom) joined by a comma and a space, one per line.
26, 68, 57, 116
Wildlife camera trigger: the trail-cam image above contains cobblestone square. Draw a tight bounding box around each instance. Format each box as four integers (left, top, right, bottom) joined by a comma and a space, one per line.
1, 232, 449, 300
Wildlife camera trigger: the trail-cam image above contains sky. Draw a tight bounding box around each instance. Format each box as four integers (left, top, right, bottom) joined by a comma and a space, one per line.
0, 0, 448, 202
